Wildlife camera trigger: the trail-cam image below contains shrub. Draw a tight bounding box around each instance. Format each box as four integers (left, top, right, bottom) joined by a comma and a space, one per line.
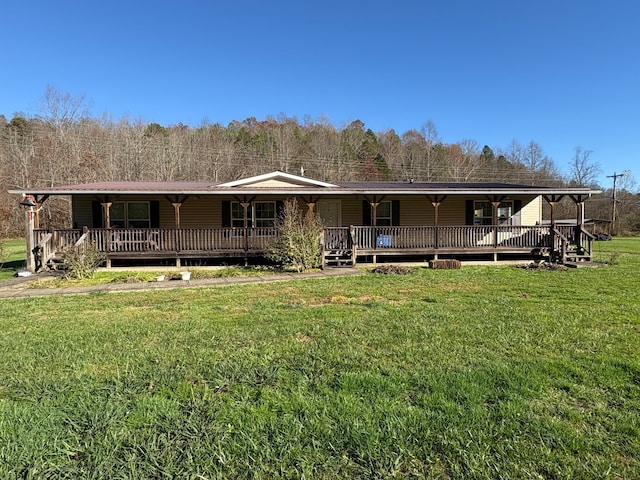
59, 242, 106, 279
268, 198, 323, 272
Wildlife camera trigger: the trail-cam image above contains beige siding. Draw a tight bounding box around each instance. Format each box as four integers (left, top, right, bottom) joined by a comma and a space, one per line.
71, 193, 544, 229
438, 197, 467, 225
521, 196, 542, 225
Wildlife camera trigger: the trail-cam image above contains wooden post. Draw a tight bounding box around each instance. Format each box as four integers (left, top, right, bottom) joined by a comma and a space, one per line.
576, 201, 585, 253
172, 202, 182, 229
306, 202, 316, 222
544, 195, 563, 261
370, 200, 379, 264
25, 207, 35, 272
491, 201, 501, 249
428, 195, 446, 253
101, 202, 112, 229
241, 201, 250, 262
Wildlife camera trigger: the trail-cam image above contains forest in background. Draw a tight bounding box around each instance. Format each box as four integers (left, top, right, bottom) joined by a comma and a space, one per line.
1, 88, 638, 237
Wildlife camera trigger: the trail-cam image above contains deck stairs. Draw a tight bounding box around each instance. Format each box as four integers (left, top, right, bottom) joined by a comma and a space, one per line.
323, 249, 354, 267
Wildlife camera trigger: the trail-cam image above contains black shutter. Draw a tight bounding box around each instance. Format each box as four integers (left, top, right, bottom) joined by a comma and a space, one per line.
92, 201, 103, 228
392, 200, 400, 226
222, 200, 231, 227
465, 200, 474, 225
150, 201, 160, 228
276, 200, 284, 221
363, 201, 372, 226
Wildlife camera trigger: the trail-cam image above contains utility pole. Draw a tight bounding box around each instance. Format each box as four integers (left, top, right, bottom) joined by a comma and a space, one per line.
607, 171, 625, 236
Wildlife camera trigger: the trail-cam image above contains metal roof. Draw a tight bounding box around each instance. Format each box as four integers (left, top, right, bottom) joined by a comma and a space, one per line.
9, 182, 601, 197
8, 172, 601, 197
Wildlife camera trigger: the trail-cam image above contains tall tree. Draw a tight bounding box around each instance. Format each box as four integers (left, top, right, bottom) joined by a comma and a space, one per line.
568, 146, 600, 187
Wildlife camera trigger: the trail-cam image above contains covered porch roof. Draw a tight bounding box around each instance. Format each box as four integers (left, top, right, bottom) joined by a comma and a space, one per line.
9, 171, 601, 197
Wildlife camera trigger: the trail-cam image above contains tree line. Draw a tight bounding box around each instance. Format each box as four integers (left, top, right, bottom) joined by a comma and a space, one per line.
1, 88, 637, 237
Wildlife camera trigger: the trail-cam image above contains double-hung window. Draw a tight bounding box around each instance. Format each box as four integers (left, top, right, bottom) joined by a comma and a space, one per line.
109, 201, 150, 228
473, 201, 513, 225
230, 201, 277, 228
375, 201, 393, 226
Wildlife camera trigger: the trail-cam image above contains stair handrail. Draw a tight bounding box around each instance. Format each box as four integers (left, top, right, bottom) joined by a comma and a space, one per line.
34, 233, 54, 271
552, 227, 570, 262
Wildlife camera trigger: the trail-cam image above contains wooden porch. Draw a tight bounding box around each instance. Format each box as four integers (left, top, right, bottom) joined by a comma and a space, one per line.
32, 224, 595, 270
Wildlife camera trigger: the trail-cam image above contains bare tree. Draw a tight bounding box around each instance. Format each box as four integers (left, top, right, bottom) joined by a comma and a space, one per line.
568, 146, 600, 187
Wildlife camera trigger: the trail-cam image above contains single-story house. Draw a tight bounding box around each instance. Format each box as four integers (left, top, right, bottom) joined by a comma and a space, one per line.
10, 171, 601, 271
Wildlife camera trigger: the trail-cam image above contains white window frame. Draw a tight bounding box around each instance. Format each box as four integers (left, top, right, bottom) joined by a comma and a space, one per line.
230, 201, 277, 229
474, 200, 513, 225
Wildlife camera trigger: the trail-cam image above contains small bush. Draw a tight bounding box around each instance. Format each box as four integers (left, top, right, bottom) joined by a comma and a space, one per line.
268, 198, 323, 272
59, 242, 106, 279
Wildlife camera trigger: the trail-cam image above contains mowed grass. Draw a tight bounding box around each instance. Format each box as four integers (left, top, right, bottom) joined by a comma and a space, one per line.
0, 238, 26, 280
0, 240, 639, 478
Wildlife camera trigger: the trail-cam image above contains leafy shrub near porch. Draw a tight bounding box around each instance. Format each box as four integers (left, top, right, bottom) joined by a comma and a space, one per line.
268, 198, 323, 272
59, 242, 106, 279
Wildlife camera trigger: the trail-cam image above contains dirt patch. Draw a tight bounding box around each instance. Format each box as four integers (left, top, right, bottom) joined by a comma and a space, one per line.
370, 265, 413, 275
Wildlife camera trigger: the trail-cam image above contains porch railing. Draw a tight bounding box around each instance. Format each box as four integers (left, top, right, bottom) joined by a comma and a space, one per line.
34, 225, 571, 267
85, 227, 280, 254
348, 225, 552, 251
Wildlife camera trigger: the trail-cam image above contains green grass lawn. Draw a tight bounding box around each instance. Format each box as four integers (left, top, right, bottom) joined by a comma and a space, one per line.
0, 238, 26, 279
0, 239, 639, 478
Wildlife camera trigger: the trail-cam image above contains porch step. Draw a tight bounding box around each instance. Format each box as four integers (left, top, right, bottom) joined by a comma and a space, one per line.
324, 250, 354, 267
565, 254, 592, 262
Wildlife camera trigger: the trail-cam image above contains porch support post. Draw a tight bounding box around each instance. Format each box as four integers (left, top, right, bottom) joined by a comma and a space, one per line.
304, 196, 318, 222
241, 200, 251, 259
368, 196, 382, 264
101, 202, 112, 229
491, 201, 501, 249
99, 202, 112, 268
543, 195, 564, 261
25, 206, 35, 272
306, 202, 316, 221
427, 195, 446, 256
172, 202, 182, 267
570, 194, 588, 254
172, 202, 182, 229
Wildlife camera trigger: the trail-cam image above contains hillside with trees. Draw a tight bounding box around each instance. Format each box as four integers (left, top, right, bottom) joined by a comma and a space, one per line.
1, 89, 637, 237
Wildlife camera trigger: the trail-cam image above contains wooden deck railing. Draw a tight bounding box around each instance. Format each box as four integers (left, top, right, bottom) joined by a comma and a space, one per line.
349, 225, 552, 251
85, 227, 280, 254
34, 225, 568, 267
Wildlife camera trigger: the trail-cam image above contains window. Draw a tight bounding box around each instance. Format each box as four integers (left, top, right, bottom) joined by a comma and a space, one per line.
231, 202, 245, 228
376, 201, 392, 226
108, 201, 150, 228
254, 202, 276, 227
110, 202, 126, 228
230, 201, 277, 228
474, 201, 513, 225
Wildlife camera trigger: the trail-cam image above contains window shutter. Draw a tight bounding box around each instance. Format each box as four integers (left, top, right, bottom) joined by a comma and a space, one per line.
392, 200, 400, 226
363, 201, 372, 226
150, 201, 160, 228
92, 201, 103, 228
465, 200, 474, 225
222, 200, 231, 227
276, 200, 284, 221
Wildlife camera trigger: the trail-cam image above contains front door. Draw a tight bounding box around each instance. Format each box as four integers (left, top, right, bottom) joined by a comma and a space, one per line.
317, 200, 341, 227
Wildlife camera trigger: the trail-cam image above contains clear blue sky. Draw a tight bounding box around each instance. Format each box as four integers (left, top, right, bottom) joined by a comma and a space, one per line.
2, 0, 638, 188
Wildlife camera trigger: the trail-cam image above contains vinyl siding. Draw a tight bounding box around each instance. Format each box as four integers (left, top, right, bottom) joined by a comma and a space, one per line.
71, 194, 543, 229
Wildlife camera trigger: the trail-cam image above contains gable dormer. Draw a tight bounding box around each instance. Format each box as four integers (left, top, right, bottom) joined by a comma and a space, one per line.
219, 171, 337, 188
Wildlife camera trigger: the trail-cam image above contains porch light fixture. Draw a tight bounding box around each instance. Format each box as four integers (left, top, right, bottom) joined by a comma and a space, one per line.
19, 195, 37, 208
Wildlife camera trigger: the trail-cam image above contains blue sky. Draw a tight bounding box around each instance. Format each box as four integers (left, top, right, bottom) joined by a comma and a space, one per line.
1, 0, 638, 188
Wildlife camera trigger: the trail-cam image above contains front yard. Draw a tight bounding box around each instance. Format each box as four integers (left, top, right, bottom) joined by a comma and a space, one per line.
0, 238, 638, 478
